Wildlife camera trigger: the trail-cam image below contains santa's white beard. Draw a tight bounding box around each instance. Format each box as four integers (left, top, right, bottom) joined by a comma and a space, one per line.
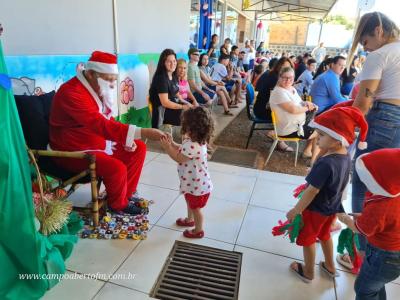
98, 78, 115, 114
100, 89, 114, 111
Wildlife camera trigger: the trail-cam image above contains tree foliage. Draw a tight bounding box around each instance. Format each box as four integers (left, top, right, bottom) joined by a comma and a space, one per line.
324, 15, 355, 30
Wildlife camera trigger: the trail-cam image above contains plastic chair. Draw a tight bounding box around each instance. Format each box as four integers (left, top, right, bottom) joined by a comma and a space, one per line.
265, 111, 300, 167
245, 83, 273, 148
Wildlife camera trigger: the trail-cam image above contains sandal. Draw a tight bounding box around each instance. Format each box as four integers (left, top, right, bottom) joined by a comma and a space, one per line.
290, 262, 312, 283
319, 261, 339, 278
183, 229, 204, 238
336, 253, 354, 270
176, 218, 195, 227
278, 142, 294, 152
224, 110, 234, 116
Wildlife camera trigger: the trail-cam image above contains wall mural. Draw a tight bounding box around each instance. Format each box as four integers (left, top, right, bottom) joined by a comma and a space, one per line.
4, 53, 163, 128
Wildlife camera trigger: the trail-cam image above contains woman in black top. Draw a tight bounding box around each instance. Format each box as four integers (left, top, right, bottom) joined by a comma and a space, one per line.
295, 56, 306, 80
313, 57, 332, 80
340, 55, 359, 96
149, 49, 192, 128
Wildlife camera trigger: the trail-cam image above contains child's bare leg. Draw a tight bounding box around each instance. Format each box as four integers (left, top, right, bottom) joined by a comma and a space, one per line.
186, 204, 194, 222
320, 238, 335, 273
217, 90, 229, 112
229, 86, 236, 103
235, 82, 242, 102
220, 87, 233, 105
192, 208, 204, 233
303, 244, 316, 279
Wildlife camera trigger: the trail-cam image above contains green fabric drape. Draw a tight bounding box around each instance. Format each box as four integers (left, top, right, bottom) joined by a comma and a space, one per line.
0, 41, 82, 300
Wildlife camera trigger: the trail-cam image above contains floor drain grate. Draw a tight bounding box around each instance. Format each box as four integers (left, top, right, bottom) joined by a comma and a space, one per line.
150, 241, 242, 300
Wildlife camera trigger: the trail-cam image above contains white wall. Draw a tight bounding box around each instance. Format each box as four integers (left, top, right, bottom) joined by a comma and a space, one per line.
0, 0, 115, 55
0, 0, 191, 55
117, 0, 190, 54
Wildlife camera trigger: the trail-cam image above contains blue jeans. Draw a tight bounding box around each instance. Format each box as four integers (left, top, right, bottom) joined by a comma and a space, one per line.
352, 102, 400, 251
355, 244, 400, 300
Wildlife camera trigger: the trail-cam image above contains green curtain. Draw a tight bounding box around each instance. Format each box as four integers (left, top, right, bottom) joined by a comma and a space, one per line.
0, 41, 82, 300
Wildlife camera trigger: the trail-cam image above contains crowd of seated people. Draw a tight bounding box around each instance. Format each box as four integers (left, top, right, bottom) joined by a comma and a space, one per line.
149, 39, 365, 168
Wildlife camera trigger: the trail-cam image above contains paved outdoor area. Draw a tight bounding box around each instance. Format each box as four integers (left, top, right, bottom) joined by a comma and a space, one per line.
43, 151, 400, 300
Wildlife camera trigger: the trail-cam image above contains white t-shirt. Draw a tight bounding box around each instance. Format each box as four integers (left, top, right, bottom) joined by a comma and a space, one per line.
312, 46, 326, 64
359, 41, 400, 100
210, 63, 228, 82
178, 138, 213, 196
270, 86, 306, 136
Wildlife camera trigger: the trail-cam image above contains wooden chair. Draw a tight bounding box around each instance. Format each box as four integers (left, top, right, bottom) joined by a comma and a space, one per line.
245, 83, 273, 148
265, 111, 301, 167
14, 92, 105, 226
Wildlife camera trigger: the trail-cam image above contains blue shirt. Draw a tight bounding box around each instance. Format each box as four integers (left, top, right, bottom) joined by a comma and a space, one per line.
306, 154, 351, 216
295, 69, 314, 96
310, 69, 347, 113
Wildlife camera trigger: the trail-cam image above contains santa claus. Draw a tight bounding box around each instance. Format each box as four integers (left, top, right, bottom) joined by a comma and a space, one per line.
50, 51, 165, 215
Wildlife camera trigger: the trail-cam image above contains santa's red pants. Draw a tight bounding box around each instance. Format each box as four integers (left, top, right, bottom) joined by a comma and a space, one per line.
54, 140, 146, 210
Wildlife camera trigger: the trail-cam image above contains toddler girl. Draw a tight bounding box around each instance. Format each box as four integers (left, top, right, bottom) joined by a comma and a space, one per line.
160, 106, 214, 238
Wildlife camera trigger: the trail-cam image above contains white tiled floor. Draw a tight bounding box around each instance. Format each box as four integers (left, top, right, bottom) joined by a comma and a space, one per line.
44, 151, 400, 300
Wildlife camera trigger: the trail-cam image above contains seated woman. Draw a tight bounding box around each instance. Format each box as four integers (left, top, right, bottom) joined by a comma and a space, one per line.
198, 54, 237, 115
270, 67, 319, 164
149, 49, 192, 129
175, 59, 199, 107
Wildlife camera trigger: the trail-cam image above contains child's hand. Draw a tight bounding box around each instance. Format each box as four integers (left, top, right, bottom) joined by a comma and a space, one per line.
160, 135, 172, 150
286, 208, 298, 222
164, 132, 173, 144
337, 213, 347, 223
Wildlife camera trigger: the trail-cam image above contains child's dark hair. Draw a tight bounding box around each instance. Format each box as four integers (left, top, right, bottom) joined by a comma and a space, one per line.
181, 106, 214, 144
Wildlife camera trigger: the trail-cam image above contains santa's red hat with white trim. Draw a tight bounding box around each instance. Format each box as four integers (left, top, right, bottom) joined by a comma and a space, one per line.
86, 51, 118, 74
309, 106, 368, 149
356, 148, 400, 197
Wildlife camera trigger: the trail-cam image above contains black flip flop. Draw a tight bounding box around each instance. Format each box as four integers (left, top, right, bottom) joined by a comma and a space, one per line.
290, 262, 312, 283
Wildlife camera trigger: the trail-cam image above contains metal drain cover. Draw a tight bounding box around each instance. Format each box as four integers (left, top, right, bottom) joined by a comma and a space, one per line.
150, 241, 242, 300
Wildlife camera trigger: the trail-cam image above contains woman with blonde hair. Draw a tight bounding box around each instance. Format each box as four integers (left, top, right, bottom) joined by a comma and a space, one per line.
339, 11, 400, 288
175, 59, 199, 107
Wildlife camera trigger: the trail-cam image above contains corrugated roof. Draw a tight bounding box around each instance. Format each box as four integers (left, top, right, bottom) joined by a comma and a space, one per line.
241, 0, 339, 21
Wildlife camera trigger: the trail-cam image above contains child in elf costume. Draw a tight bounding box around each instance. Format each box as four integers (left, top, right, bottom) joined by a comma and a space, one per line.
286, 105, 368, 283
338, 148, 400, 299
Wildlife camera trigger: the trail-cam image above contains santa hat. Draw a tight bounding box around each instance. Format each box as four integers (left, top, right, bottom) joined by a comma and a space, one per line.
86, 51, 118, 74
356, 149, 400, 197
309, 106, 368, 150
331, 100, 354, 109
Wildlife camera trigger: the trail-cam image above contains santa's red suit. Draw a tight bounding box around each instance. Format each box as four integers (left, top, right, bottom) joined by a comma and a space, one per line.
49, 52, 145, 211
